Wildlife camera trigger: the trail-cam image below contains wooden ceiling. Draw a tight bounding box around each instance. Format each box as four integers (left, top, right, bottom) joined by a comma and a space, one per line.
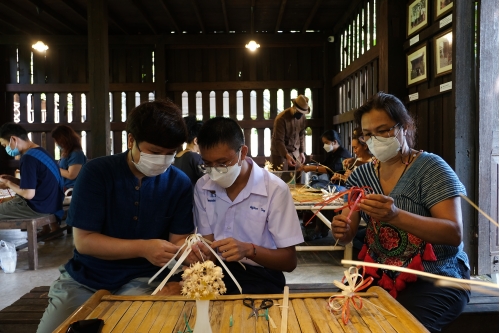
0, 0, 351, 36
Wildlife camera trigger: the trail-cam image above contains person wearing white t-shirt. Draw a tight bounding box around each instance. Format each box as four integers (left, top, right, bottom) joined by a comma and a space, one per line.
190, 117, 304, 294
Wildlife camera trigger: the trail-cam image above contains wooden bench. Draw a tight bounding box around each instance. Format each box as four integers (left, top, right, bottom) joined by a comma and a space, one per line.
0, 215, 56, 270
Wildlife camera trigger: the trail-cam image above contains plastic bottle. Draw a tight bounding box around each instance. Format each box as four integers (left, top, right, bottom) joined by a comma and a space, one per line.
0, 240, 17, 273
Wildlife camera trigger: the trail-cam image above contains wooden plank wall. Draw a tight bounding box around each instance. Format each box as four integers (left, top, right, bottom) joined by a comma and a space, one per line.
2, 41, 327, 168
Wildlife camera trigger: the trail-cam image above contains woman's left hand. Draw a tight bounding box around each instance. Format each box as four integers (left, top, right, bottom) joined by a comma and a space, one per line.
359, 194, 400, 222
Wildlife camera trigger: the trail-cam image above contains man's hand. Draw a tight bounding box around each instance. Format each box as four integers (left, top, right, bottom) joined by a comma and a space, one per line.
142, 239, 181, 267
286, 154, 296, 167
211, 237, 252, 262
185, 241, 216, 264
299, 153, 306, 164
0, 176, 9, 189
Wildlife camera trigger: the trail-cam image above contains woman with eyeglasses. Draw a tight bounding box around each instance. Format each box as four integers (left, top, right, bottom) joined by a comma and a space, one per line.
332, 92, 470, 332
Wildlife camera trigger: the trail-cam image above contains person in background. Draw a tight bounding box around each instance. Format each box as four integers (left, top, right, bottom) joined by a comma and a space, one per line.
0, 123, 64, 237
37, 100, 195, 333
270, 95, 310, 170
190, 117, 304, 294
340, 127, 373, 180
173, 116, 204, 186
51, 124, 87, 190
332, 92, 470, 332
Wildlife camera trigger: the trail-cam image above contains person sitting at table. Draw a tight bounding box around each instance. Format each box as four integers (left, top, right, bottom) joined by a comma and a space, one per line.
36, 100, 195, 333
298, 130, 351, 240
337, 127, 373, 181
0, 123, 64, 236
188, 116, 304, 294
51, 124, 87, 191
332, 92, 470, 332
173, 115, 204, 186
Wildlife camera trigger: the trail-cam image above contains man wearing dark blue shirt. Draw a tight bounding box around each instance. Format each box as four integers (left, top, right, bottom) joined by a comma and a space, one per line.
37, 100, 195, 333
0, 123, 64, 236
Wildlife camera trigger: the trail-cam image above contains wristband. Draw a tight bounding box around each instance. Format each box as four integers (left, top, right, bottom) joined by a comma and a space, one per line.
316, 166, 319, 172
249, 243, 257, 258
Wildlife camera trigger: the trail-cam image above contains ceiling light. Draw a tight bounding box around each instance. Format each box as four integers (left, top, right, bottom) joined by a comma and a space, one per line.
32, 41, 48, 52
245, 40, 260, 51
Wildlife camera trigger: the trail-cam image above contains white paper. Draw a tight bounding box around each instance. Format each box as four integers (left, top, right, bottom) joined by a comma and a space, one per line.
409, 35, 419, 46
440, 15, 452, 28
409, 92, 419, 101
440, 81, 452, 92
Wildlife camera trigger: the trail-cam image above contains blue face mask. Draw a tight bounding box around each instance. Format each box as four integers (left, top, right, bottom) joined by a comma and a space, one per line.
5, 138, 20, 157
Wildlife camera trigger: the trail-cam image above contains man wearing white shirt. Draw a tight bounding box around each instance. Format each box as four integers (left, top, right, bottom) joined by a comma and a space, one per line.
191, 117, 304, 294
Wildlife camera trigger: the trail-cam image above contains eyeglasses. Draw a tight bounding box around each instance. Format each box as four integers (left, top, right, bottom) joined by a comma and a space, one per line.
198, 149, 241, 174
358, 123, 401, 143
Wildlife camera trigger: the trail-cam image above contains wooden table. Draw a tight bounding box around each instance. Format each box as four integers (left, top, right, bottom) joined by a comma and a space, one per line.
54, 286, 428, 333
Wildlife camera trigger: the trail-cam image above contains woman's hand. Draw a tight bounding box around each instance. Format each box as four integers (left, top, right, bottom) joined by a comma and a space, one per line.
211, 237, 252, 262
332, 214, 352, 243
359, 194, 400, 222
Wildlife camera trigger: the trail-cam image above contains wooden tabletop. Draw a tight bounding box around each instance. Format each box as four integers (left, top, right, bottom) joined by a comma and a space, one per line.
54, 286, 428, 333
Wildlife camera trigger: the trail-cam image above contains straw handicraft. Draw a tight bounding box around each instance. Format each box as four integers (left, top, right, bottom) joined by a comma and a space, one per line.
149, 232, 242, 295
328, 266, 396, 325
181, 260, 226, 300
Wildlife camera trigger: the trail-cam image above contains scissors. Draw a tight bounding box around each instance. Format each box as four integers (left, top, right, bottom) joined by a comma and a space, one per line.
243, 298, 274, 319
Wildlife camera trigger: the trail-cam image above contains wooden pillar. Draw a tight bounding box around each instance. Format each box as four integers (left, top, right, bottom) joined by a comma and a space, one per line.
88, 0, 110, 158
0, 46, 13, 174
450, 1, 477, 272
477, 0, 499, 275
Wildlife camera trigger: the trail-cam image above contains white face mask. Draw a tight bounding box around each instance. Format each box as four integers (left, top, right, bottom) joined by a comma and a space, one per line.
208, 151, 242, 188
323, 143, 334, 152
133, 151, 175, 177
366, 136, 401, 162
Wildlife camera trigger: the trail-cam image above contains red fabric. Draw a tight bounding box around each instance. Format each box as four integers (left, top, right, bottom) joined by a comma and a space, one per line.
423, 243, 437, 261
378, 273, 394, 290
363, 253, 380, 278
358, 244, 368, 260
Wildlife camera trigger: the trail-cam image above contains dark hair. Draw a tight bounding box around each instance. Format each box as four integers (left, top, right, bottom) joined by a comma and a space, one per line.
184, 115, 203, 144
0, 123, 28, 141
198, 117, 244, 151
321, 130, 342, 146
126, 99, 187, 149
352, 127, 367, 147
354, 92, 416, 148
51, 124, 82, 158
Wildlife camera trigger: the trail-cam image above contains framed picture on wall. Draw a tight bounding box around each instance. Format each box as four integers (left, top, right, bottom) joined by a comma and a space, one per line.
407, 0, 428, 37
434, 29, 453, 77
407, 44, 428, 86
436, 0, 453, 19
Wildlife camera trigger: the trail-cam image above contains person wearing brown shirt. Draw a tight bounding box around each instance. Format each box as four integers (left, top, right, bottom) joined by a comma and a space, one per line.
270, 95, 310, 170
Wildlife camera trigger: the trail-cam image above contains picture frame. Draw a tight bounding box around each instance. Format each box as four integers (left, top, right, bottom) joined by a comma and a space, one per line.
434, 29, 453, 77
407, 44, 428, 86
436, 0, 453, 20
407, 0, 428, 38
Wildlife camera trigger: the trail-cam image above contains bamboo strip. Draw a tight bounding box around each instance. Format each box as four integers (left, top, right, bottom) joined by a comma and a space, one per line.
158, 301, 186, 333
210, 300, 225, 332
315, 298, 347, 333
296, 245, 345, 251
460, 194, 499, 227
291, 299, 316, 332
137, 301, 170, 333
303, 298, 333, 333
86, 301, 113, 320
231, 300, 245, 333
101, 292, 378, 302
98, 302, 121, 324
283, 294, 302, 333
109, 301, 142, 333
102, 301, 133, 333
360, 299, 398, 333
171, 301, 195, 333
53, 289, 111, 333
269, 299, 283, 333
219, 300, 235, 333
280, 286, 289, 333
342, 260, 500, 290
354, 299, 393, 333
347, 303, 372, 333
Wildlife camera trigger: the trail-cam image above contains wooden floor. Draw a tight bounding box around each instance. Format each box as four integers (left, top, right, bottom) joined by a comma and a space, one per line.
1, 284, 497, 333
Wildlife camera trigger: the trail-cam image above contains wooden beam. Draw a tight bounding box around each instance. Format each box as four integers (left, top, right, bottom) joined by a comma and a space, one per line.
26, 0, 81, 34
251, 0, 255, 33
190, 0, 205, 34
88, 0, 110, 157
131, 0, 158, 34
6, 83, 157, 93
333, 0, 364, 35
158, 0, 180, 33
0, 0, 56, 34
275, 0, 288, 33
0, 15, 30, 35
220, 0, 229, 33
108, 13, 129, 35
165, 80, 323, 91
331, 46, 378, 87
60, 0, 87, 22
302, 0, 322, 33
